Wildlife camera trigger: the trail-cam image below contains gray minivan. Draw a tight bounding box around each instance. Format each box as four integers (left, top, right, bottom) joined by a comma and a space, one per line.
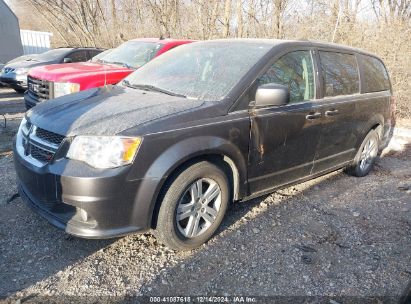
14, 39, 393, 250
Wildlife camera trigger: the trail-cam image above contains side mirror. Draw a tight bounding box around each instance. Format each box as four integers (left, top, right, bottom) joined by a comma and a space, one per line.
63, 58, 72, 63
255, 83, 289, 107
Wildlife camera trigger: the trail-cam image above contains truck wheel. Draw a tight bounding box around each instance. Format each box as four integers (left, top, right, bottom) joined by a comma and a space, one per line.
155, 161, 229, 251
346, 129, 379, 177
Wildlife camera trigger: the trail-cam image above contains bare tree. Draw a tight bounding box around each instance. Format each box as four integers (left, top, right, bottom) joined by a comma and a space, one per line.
14, 0, 411, 117
271, 0, 289, 38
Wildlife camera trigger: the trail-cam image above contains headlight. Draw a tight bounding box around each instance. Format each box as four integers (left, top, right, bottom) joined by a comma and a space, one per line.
53, 82, 80, 98
18, 117, 27, 134
67, 136, 142, 168
15, 68, 29, 75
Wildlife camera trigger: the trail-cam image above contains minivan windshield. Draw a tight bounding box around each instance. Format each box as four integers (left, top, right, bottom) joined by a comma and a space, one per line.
124, 41, 272, 101
95, 41, 161, 69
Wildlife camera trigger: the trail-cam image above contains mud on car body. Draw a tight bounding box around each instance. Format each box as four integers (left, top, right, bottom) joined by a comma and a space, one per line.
14, 39, 393, 251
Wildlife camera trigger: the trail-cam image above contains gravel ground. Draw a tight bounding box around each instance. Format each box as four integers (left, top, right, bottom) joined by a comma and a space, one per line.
0, 110, 410, 303
0, 88, 25, 115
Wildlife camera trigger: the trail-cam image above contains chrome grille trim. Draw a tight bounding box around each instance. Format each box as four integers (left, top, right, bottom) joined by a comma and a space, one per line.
16, 123, 65, 167
27, 76, 51, 102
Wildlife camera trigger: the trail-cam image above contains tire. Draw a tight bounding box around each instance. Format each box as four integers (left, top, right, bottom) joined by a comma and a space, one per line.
155, 161, 230, 251
13, 87, 26, 94
346, 129, 379, 177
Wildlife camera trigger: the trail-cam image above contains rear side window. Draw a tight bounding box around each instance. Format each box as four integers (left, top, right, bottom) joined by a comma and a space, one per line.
87, 50, 102, 60
258, 51, 315, 103
66, 50, 88, 62
319, 52, 359, 97
359, 55, 390, 93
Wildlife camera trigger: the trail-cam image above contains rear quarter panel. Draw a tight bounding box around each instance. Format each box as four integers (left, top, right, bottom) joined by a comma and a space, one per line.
353, 91, 392, 148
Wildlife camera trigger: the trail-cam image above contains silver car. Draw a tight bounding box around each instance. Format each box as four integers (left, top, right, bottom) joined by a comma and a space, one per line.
0, 54, 37, 93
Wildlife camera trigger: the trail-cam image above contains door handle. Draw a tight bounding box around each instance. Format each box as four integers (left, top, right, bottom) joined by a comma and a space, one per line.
325, 109, 339, 117
306, 112, 322, 120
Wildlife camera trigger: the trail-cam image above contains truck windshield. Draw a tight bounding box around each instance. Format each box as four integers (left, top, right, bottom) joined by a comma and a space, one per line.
95, 41, 161, 69
123, 41, 272, 101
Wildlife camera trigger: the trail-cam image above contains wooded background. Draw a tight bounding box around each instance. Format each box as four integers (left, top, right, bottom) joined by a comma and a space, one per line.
10, 0, 411, 117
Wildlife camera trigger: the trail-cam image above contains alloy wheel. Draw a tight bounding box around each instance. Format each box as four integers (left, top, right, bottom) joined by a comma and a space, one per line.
359, 137, 378, 171
176, 178, 222, 238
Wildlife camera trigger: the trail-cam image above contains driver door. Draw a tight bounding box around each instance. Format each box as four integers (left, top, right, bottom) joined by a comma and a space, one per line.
248, 50, 323, 194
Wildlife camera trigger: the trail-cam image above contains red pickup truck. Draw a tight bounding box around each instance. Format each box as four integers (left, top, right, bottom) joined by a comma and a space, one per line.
25, 38, 193, 109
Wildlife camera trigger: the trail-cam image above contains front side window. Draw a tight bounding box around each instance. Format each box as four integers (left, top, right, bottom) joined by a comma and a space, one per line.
359, 55, 390, 93
319, 52, 359, 97
257, 51, 315, 103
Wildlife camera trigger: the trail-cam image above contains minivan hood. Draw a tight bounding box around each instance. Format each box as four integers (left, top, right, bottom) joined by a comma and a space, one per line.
28, 62, 132, 82
27, 85, 204, 136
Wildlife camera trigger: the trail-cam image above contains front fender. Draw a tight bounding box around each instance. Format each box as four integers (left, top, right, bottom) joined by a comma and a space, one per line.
130, 135, 248, 229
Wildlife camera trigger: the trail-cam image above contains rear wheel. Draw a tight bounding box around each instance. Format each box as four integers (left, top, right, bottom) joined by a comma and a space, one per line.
346, 129, 379, 177
155, 161, 229, 251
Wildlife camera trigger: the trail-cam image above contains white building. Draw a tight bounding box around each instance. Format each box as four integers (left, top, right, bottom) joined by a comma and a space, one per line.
20, 30, 53, 55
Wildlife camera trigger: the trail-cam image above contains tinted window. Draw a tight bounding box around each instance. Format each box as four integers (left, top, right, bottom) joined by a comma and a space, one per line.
319, 52, 359, 97
257, 51, 315, 103
87, 50, 102, 60
360, 55, 390, 92
66, 51, 88, 62
91, 49, 112, 62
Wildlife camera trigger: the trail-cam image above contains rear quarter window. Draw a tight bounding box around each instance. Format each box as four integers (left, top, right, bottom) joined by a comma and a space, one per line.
319, 51, 359, 97
359, 55, 390, 93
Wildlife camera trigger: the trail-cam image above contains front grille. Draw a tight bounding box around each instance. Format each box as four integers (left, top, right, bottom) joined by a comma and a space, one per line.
35, 128, 65, 145
19, 123, 65, 165
27, 76, 51, 103
2, 67, 15, 74
30, 145, 53, 162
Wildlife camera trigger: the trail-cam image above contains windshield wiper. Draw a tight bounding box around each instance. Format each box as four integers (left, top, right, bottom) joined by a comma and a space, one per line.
122, 81, 186, 98
107, 61, 132, 69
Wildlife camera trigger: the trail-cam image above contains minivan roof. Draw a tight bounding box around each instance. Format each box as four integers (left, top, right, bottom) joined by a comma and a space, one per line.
205, 38, 379, 59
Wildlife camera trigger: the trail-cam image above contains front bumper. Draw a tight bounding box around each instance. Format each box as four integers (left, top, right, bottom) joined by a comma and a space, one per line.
24, 91, 37, 110
13, 141, 154, 239
0, 73, 27, 90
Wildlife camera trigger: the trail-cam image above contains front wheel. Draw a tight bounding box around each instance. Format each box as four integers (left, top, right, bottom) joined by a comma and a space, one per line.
346, 129, 379, 177
155, 161, 230, 251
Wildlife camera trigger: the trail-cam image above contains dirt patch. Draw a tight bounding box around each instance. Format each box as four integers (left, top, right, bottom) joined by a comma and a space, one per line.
0, 148, 410, 302
0, 118, 20, 156
0, 115, 410, 302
